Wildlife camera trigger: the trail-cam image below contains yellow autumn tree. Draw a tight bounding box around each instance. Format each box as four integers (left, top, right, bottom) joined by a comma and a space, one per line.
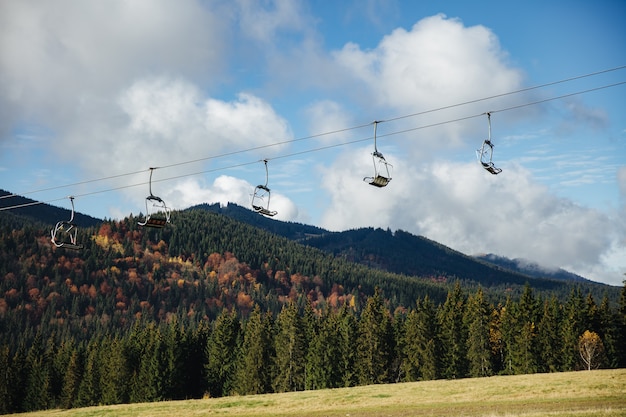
578, 330, 604, 371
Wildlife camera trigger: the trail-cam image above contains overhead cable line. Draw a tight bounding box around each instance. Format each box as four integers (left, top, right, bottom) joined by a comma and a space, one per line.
1, 74, 625, 212
2, 64, 624, 203
381, 64, 626, 123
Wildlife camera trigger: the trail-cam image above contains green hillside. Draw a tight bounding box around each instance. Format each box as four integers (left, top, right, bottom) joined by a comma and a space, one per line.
191, 203, 619, 303
1, 199, 625, 414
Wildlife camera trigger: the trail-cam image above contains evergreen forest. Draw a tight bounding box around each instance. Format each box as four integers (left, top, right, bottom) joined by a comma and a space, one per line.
1, 202, 625, 414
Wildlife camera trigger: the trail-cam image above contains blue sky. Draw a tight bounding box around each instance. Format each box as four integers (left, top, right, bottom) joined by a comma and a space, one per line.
1, 0, 625, 285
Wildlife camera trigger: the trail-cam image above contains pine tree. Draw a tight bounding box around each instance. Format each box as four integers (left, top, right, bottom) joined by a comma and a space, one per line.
537, 296, 563, 372
499, 297, 516, 374
99, 337, 128, 405
306, 309, 343, 389
416, 296, 440, 380
273, 302, 307, 392
76, 340, 101, 407
235, 306, 274, 395
561, 287, 586, 370
181, 321, 210, 398
357, 288, 393, 385
489, 303, 505, 374
60, 350, 81, 409
22, 337, 51, 412
510, 284, 539, 374
140, 330, 163, 402
401, 309, 422, 381
205, 309, 241, 397
0, 345, 11, 414
7, 340, 28, 413
337, 303, 358, 387
390, 309, 405, 383
597, 295, 619, 368
158, 320, 185, 400
464, 288, 493, 377
437, 283, 467, 379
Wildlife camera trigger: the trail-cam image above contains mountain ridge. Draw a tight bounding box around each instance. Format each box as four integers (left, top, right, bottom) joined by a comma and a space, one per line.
0, 191, 615, 298
188, 202, 614, 291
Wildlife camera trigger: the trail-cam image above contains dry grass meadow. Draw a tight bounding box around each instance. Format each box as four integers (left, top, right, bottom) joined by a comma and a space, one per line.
8, 368, 626, 417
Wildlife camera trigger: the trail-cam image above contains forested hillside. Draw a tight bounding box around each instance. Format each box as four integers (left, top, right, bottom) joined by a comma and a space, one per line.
1, 205, 625, 414
192, 202, 618, 303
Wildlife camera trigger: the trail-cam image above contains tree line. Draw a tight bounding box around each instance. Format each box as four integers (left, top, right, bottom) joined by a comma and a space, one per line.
1, 282, 625, 413
1, 209, 625, 413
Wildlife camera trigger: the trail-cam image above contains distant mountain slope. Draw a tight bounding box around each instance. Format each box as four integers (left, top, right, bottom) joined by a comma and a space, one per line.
0, 189, 101, 228
474, 253, 594, 284
188, 203, 328, 240
188, 203, 613, 294
302, 227, 568, 291
3, 194, 615, 300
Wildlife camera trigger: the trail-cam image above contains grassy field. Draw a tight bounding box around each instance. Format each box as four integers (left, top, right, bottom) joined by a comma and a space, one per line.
9, 369, 626, 417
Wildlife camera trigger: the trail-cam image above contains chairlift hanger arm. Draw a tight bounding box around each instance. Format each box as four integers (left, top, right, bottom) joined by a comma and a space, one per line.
487, 112, 492, 144
148, 167, 158, 197
262, 159, 270, 188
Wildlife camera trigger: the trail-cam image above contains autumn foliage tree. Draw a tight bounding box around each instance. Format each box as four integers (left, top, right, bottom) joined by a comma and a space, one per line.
578, 330, 605, 371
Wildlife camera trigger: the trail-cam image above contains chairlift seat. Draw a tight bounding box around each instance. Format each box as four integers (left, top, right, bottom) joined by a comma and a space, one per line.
51, 220, 82, 250
365, 175, 391, 187
481, 162, 502, 175
142, 216, 168, 228
252, 205, 278, 217
138, 195, 171, 227
252, 184, 277, 217
138, 168, 171, 228
364, 151, 392, 188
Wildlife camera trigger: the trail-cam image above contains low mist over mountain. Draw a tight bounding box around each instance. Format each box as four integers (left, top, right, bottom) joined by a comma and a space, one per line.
475, 253, 595, 284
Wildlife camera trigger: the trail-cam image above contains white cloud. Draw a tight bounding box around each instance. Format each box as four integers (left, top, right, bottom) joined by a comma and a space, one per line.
59, 76, 293, 193
0, 0, 227, 134
320, 149, 622, 283
332, 14, 523, 111
164, 175, 299, 222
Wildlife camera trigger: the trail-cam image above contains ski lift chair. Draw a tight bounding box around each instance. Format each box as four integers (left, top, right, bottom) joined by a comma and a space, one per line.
476, 112, 502, 175
363, 121, 393, 187
251, 159, 278, 217
50, 196, 83, 250
138, 167, 171, 228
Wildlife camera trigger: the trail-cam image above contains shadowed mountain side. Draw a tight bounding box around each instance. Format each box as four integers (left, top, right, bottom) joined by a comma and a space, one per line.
189, 203, 609, 295
0, 189, 102, 228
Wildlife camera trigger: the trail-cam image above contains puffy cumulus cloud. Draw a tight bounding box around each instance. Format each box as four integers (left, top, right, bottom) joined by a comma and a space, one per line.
64, 76, 292, 180
204, 92, 293, 150
320, 150, 619, 281
333, 14, 523, 109
330, 14, 524, 151
163, 175, 299, 222
0, 0, 227, 134
166, 176, 252, 209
